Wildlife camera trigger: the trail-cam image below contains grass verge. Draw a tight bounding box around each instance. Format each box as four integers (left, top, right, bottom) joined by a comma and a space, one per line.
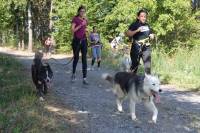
0, 54, 80, 133
102, 46, 200, 90
152, 46, 200, 90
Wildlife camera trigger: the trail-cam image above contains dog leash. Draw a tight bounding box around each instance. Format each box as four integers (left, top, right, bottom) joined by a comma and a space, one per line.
48, 57, 73, 66
48, 39, 86, 66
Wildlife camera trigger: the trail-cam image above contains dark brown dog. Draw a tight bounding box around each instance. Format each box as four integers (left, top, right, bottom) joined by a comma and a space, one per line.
31, 51, 53, 101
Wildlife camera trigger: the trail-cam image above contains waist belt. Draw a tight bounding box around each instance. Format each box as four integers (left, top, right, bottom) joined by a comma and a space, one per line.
135, 38, 150, 46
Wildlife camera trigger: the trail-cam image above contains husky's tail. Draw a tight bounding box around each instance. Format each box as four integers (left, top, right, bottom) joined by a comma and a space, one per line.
102, 73, 114, 83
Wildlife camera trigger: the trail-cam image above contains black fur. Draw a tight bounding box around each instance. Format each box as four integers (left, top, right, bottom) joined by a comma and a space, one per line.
31, 58, 53, 97
114, 72, 144, 95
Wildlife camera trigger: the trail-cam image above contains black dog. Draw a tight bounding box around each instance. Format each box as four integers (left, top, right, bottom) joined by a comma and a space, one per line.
31, 51, 53, 100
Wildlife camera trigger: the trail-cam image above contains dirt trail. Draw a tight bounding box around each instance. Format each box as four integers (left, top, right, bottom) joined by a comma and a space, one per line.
0, 47, 199, 133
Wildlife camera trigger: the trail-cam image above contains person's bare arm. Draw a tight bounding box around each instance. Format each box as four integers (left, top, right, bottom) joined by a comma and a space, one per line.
125, 28, 140, 37
71, 23, 82, 34
149, 34, 155, 40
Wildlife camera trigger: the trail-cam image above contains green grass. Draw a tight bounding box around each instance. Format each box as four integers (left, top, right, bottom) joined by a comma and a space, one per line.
0, 54, 72, 132
152, 46, 200, 90
103, 45, 200, 90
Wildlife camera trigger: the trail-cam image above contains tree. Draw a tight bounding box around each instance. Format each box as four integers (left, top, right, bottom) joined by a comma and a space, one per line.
192, 0, 200, 10
27, 0, 33, 52
0, 0, 199, 52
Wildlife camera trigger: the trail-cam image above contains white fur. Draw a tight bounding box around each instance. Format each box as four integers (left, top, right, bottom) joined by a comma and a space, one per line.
39, 97, 44, 101
116, 99, 123, 112
131, 74, 160, 123
46, 71, 50, 82
120, 55, 132, 72
110, 33, 124, 49
102, 73, 110, 80
104, 73, 161, 124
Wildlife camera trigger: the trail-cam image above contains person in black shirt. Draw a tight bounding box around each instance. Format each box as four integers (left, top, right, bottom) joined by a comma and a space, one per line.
125, 9, 154, 74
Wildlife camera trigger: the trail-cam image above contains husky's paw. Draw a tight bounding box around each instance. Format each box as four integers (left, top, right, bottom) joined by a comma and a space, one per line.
117, 105, 123, 112
151, 115, 157, 124
148, 120, 156, 124
117, 110, 124, 114
132, 118, 138, 121
39, 97, 45, 101
131, 115, 138, 121
117, 108, 123, 113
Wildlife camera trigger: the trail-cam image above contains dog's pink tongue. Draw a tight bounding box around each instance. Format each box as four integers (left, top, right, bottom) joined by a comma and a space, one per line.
155, 93, 160, 103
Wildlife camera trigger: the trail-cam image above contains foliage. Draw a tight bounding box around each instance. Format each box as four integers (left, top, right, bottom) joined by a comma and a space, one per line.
51, 0, 200, 52
152, 46, 200, 89
0, 0, 199, 51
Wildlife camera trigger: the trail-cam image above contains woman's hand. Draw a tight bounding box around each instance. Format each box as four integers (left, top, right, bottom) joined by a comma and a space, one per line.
72, 22, 85, 33
149, 34, 155, 40
136, 27, 141, 33
81, 20, 87, 27
125, 27, 141, 37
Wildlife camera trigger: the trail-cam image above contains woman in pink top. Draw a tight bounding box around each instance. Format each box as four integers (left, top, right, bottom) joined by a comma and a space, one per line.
71, 5, 89, 85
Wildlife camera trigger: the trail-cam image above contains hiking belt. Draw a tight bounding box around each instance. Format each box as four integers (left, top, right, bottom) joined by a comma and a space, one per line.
135, 38, 150, 46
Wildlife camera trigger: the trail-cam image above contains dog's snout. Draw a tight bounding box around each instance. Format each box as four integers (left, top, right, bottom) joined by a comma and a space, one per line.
159, 89, 162, 92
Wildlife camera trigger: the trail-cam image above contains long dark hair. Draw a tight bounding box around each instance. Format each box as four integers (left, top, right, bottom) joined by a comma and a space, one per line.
136, 9, 148, 22
76, 5, 86, 16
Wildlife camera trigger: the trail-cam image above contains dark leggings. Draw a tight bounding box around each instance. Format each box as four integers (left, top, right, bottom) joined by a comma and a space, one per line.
130, 43, 151, 74
72, 38, 88, 78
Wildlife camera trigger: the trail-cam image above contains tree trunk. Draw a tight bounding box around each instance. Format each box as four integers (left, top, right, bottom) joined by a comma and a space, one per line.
49, 0, 53, 31
0, 32, 2, 45
16, 22, 21, 50
192, 0, 200, 10
28, 0, 33, 52
22, 10, 25, 51
198, 0, 200, 8
49, 0, 55, 50
22, 40, 25, 50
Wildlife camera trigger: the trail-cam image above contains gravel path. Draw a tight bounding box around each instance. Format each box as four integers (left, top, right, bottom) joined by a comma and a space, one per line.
0, 47, 200, 133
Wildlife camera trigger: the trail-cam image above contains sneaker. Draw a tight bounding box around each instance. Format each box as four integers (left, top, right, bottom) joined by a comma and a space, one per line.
83, 78, 89, 85
71, 74, 76, 83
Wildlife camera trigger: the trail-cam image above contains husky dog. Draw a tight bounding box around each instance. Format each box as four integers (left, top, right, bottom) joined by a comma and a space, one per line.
120, 54, 132, 72
110, 33, 125, 49
31, 51, 53, 101
102, 72, 161, 123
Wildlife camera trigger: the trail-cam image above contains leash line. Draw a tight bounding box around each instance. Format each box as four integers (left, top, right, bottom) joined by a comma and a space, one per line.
47, 38, 86, 66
